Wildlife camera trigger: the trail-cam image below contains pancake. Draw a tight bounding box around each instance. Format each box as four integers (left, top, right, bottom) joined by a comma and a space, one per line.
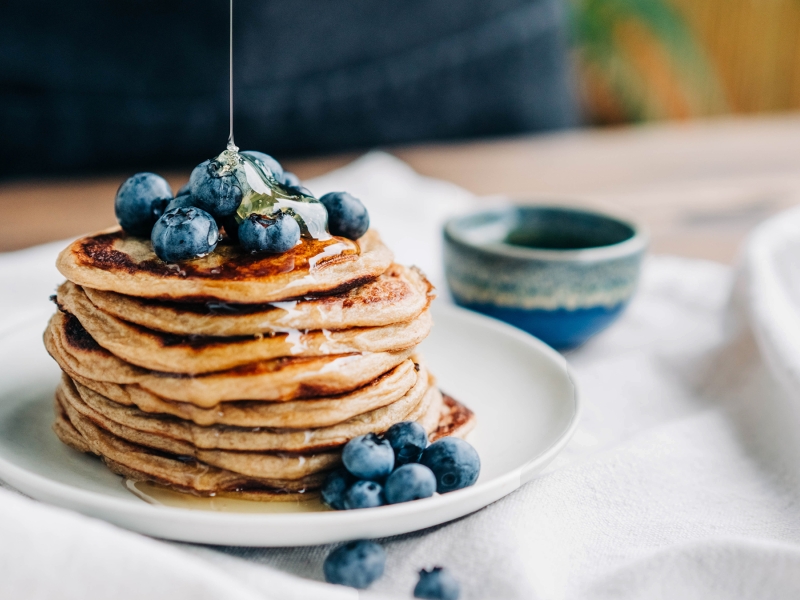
58, 382, 342, 478
55, 387, 471, 500
45, 310, 414, 404
59, 281, 432, 374
54, 396, 325, 500
56, 227, 393, 303
64, 365, 435, 452
69, 360, 420, 428
83, 263, 434, 336
431, 394, 477, 441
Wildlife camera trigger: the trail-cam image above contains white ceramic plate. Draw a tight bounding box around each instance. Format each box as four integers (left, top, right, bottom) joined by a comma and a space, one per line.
0, 303, 578, 546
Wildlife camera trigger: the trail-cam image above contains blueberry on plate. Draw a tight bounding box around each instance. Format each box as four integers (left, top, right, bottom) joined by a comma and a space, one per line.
241, 150, 283, 179
384, 421, 428, 465
321, 468, 355, 510
384, 463, 436, 504
115, 172, 173, 237
151, 207, 220, 262
238, 212, 301, 254
343, 480, 385, 510
191, 159, 243, 218
420, 437, 480, 494
323, 540, 386, 589
319, 191, 370, 239
342, 433, 394, 480
414, 567, 461, 600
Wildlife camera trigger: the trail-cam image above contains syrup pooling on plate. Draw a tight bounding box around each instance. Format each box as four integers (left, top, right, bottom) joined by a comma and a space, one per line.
126, 480, 330, 513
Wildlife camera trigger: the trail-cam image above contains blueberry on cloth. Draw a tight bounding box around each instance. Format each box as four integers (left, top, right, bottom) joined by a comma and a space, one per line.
191, 159, 243, 218
321, 468, 355, 510
342, 433, 394, 480
384, 463, 436, 504
115, 172, 173, 237
343, 480, 385, 510
323, 540, 386, 589
241, 150, 284, 179
420, 437, 480, 494
414, 567, 460, 600
151, 207, 220, 263
384, 421, 428, 465
319, 191, 369, 239
238, 212, 301, 254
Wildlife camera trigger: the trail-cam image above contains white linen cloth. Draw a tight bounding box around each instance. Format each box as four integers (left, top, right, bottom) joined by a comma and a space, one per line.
2, 152, 800, 599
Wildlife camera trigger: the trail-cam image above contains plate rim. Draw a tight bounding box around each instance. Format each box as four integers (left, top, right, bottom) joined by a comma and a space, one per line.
0, 303, 580, 539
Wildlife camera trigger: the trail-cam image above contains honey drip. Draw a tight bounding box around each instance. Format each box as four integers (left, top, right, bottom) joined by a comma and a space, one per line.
126, 479, 330, 513
215, 0, 329, 241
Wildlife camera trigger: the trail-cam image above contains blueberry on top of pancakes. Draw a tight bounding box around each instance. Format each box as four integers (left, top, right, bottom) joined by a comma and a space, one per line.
238, 212, 301, 254
320, 191, 370, 240
151, 206, 220, 262
114, 172, 174, 237
241, 150, 284, 180
191, 158, 244, 218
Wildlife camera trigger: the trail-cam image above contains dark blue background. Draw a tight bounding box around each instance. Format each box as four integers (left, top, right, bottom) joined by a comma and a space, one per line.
0, 0, 579, 177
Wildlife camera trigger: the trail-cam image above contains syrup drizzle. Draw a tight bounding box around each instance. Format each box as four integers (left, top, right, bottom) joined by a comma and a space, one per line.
227, 0, 237, 153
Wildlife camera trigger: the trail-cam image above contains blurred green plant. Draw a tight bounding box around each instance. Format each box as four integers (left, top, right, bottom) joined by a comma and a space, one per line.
569, 0, 727, 121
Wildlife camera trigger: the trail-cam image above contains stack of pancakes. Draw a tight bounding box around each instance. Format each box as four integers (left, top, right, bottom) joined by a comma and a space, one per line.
45, 228, 475, 501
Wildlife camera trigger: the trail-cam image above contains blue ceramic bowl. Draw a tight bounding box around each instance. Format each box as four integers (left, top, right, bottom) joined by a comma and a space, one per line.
443, 205, 647, 350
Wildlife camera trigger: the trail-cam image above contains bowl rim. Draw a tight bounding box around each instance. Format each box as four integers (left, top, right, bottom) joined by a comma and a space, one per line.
444, 204, 649, 262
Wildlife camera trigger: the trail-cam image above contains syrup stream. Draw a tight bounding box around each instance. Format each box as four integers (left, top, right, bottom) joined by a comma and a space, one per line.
227, 0, 237, 152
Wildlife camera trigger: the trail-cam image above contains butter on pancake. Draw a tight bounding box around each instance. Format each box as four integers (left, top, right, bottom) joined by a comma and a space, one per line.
57, 227, 393, 303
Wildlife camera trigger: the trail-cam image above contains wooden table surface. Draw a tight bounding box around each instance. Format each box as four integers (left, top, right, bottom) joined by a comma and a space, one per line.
3, 114, 800, 263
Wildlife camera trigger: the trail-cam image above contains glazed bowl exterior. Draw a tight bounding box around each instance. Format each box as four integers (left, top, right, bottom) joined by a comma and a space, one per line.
443, 205, 647, 349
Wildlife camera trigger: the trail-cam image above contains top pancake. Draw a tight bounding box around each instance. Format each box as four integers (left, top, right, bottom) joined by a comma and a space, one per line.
57, 227, 393, 303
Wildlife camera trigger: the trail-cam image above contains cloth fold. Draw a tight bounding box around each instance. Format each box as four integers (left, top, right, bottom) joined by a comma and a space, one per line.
2, 152, 800, 599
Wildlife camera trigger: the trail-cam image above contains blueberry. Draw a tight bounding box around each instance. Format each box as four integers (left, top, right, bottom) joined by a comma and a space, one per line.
385, 421, 428, 465
176, 180, 192, 197
241, 150, 283, 179
420, 437, 480, 494
414, 567, 460, 600
384, 463, 436, 504
342, 433, 394, 480
115, 172, 173, 237
343, 480, 385, 510
191, 159, 243, 218
323, 540, 385, 589
151, 207, 220, 262
319, 192, 369, 239
164, 194, 196, 212
279, 171, 301, 188
238, 212, 301, 254
276, 171, 312, 196
321, 468, 355, 510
